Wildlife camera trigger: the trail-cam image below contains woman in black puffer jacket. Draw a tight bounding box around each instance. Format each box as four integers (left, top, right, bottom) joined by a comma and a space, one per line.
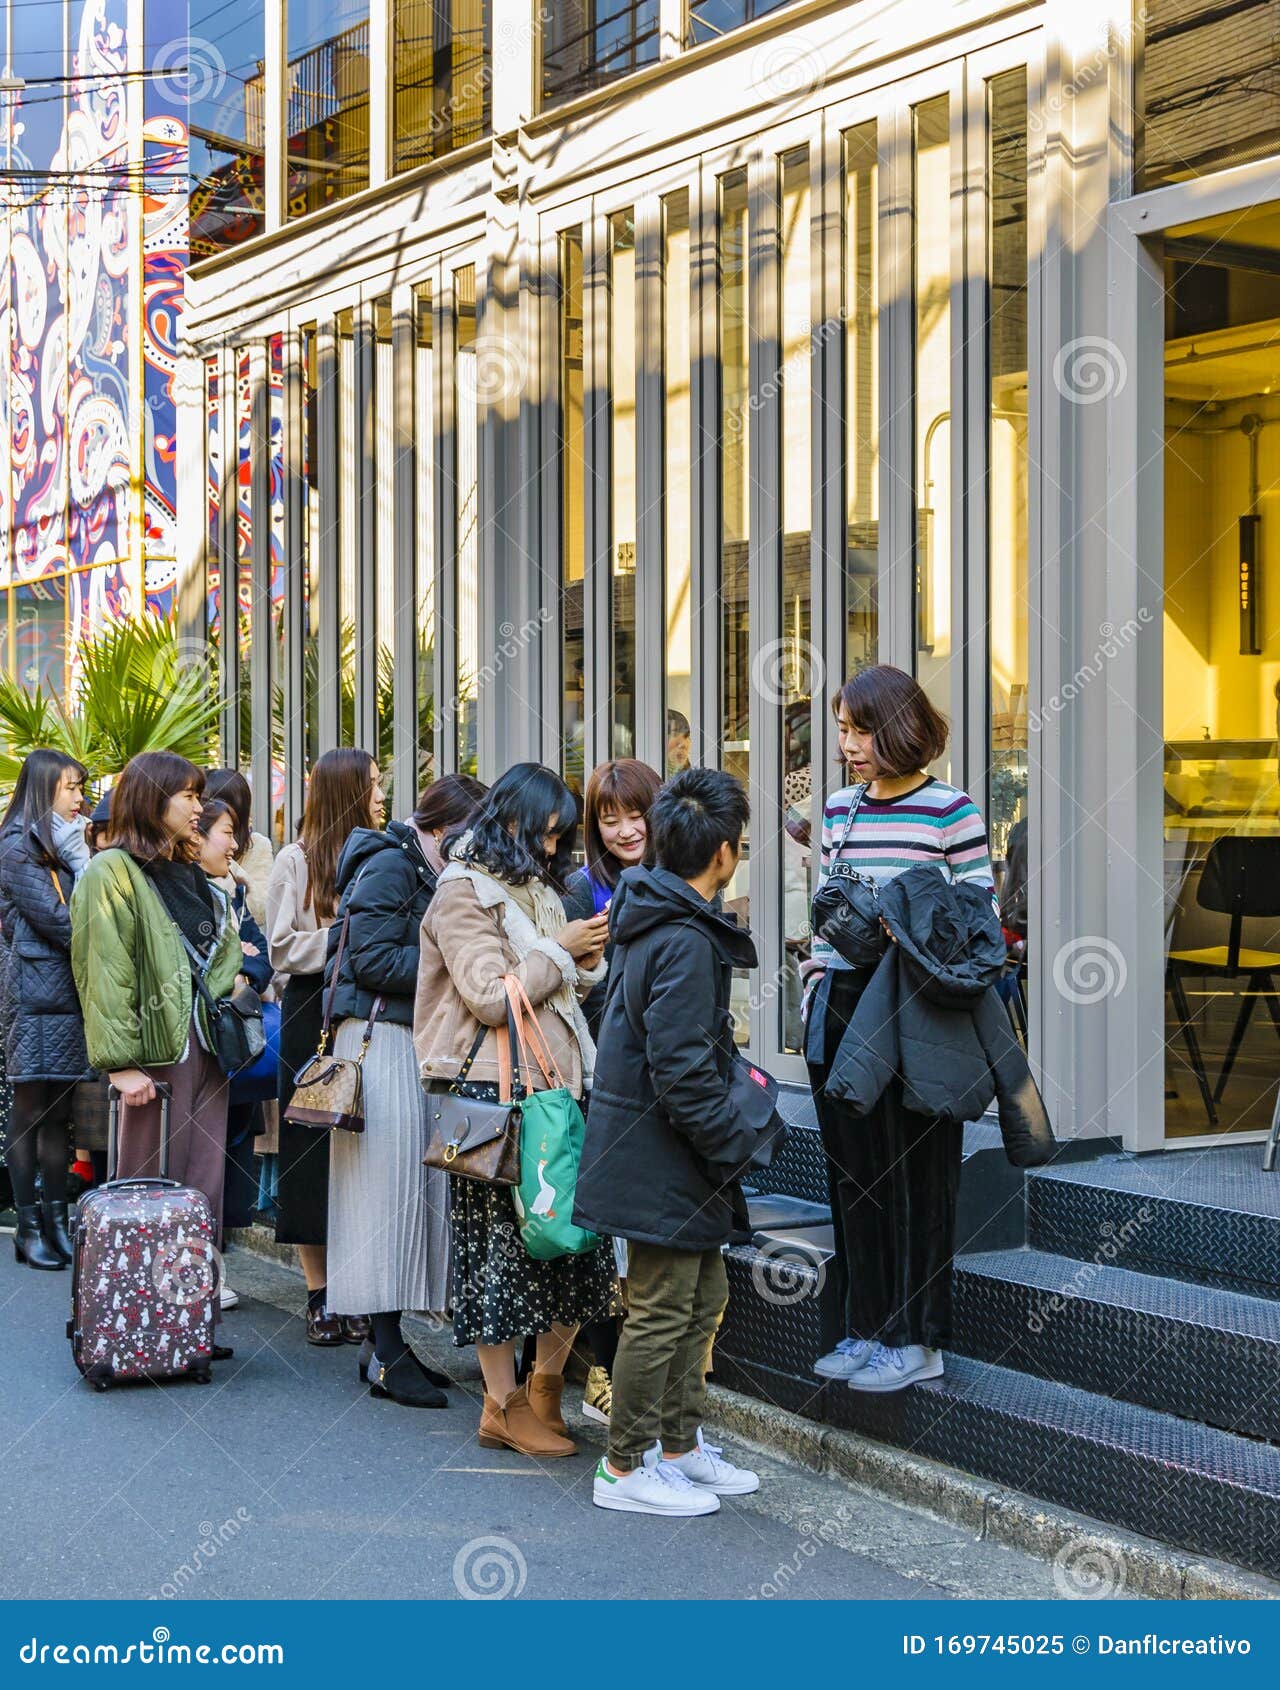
0, 749, 93, 1270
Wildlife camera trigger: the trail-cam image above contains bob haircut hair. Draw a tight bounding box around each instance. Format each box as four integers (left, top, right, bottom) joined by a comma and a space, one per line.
0, 747, 89, 866
832, 664, 948, 778
203, 768, 253, 858
582, 759, 662, 892
299, 747, 378, 923
195, 798, 238, 841
108, 751, 206, 864
413, 773, 488, 837
455, 762, 578, 891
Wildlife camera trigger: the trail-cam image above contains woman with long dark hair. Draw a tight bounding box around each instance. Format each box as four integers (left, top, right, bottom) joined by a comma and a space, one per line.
415, 763, 619, 1456
325, 770, 486, 1407
266, 748, 383, 1344
0, 749, 91, 1268
204, 768, 275, 926
70, 752, 242, 1304
803, 665, 997, 1393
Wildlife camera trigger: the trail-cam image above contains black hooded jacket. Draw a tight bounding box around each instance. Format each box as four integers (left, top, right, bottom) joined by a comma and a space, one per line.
573, 864, 769, 1250
0, 823, 89, 1083
823, 863, 1055, 1168
324, 821, 437, 1028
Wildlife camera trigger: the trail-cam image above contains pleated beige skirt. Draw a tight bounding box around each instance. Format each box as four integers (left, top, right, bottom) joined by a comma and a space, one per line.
326, 1019, 450, 1317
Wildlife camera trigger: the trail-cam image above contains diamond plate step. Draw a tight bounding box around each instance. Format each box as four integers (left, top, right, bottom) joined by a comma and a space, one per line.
715, 1240, 1280, 1578
824, 1352, 1280, 1581
1029, 1150, 1280, 1300
954, 1247, 1280, 1441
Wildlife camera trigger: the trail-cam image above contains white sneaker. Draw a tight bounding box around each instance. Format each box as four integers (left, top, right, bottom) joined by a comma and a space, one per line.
814, 1337, 875, 1380
665, 1427, 760, 1495
219, 1281, 239, 1311
593, 1442, 721, 1516
847, 1343, 944, 1393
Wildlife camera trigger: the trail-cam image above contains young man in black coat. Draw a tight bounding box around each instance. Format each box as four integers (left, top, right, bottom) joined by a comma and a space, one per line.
575, 767, 768, 1517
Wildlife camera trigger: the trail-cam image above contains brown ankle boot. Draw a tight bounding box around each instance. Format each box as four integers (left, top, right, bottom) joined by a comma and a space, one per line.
526, 1371, 569, 1437
479, 1385, 577, 1457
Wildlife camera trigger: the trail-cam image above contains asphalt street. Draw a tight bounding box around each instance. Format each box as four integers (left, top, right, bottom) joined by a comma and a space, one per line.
0, 1237, 1115, 1601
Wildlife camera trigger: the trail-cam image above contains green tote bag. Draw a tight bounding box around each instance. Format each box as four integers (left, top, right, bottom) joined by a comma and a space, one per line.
505, 976, 601, 1262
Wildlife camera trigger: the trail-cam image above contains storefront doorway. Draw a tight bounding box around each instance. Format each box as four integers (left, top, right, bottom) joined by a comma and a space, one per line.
1162, 202, 1280, 1139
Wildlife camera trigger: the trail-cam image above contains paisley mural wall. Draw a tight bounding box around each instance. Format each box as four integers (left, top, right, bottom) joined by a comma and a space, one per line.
0, 0, 188, 692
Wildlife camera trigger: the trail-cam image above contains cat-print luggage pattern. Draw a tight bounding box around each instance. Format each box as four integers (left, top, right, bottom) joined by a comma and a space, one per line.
68, 1083, 217, 1390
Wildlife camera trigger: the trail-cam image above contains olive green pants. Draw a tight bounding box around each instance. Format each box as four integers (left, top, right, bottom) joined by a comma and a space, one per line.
608, 1242, 729, 1469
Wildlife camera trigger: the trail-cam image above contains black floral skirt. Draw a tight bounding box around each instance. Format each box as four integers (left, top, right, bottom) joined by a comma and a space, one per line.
447, 1081, 621, 1347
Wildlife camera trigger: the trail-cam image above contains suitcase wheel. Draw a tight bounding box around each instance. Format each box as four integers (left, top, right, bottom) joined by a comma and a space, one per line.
92, 1379, 110, 1393
192, 1369, 213, 1385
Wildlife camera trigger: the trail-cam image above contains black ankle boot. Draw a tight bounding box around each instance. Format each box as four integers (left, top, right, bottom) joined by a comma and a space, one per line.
358, 1338, 449, 1391
14, 1205, 64, 1270
41, 1199, 73, 1264
367, 1350, 447, 1408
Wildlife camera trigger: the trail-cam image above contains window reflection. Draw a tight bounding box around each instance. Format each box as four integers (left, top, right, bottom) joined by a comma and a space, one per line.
373, 297, 396, 803
780, 148, 812, 1056
287, 1, 371, 220
560, 231, 586, 797
610, 210, 638, 758
301, 326, 321, 774
336, 307, 357, 743
190, 9, 266, 260
987, 69, 1030, 901
912, 95, 952, 782
844, 121, 879, 677
719, 169, 751, 1044
664, 190, 693, 777
415, 284, 436, 786
542, 2, 659, 107
393, 0, 491, 172
454, 265, 480, 776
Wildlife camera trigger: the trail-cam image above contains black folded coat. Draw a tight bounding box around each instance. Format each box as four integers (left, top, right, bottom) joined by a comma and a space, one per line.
821, 863, 1055, 1169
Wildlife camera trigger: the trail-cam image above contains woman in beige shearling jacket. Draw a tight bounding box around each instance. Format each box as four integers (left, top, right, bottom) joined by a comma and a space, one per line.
414, 763, 619, 1460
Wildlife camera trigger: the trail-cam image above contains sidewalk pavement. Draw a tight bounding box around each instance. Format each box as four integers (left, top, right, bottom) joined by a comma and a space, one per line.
0, 1238, 1138, 1601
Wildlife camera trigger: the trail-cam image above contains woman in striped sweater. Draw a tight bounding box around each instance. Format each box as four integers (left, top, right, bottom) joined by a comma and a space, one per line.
802, 664, 997, 1394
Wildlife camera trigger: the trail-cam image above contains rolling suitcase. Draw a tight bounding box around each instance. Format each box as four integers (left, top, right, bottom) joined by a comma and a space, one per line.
68, 1082, 218, 1390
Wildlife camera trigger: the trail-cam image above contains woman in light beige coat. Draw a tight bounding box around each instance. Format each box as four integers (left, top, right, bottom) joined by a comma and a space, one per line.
415, 762, 619, 1459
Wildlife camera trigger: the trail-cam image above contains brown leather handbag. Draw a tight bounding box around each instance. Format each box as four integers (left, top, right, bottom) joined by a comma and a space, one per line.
283, 909, 383, 1134
422, 979, 524, 1185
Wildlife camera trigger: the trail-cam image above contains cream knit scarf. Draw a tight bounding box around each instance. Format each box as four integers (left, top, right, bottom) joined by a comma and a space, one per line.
437, 835, 598, 1085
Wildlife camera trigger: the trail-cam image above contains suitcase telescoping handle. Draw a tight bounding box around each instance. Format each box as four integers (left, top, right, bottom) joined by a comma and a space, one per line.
106, 1079, 175, 1185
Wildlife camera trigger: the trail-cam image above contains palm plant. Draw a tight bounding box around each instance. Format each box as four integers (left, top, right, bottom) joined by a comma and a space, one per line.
0, 615, 221, 792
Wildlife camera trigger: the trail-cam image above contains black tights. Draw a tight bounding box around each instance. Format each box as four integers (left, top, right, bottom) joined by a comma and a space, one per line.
6, 1081, 76, 1209
370, 1311, 408, 1365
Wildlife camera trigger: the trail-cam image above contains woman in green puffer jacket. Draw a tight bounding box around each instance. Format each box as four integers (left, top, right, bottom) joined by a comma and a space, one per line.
71, 752, 242, 1249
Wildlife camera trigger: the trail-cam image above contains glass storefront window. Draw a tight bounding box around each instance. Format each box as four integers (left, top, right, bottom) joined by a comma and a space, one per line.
609, 209, 637, 759
336, 306, 358, 743
1161, 201, 1280, 1139
719, 168, 751, 1042
987, 70, 1030, 899
663, 190, 693, 778
415, 284, 436, 787
1138, 1, 1280, 192
454, 264, 480, 777
542, 2, 659, 108
301, 325, 321, 773
189, 6, 266, 259
912, 95, 952, 782
559, 230, 587, 798
780, 147, 812, 1056
374, 297, 396, 801
287, 1, 371, 220
844, 121, 879, 677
